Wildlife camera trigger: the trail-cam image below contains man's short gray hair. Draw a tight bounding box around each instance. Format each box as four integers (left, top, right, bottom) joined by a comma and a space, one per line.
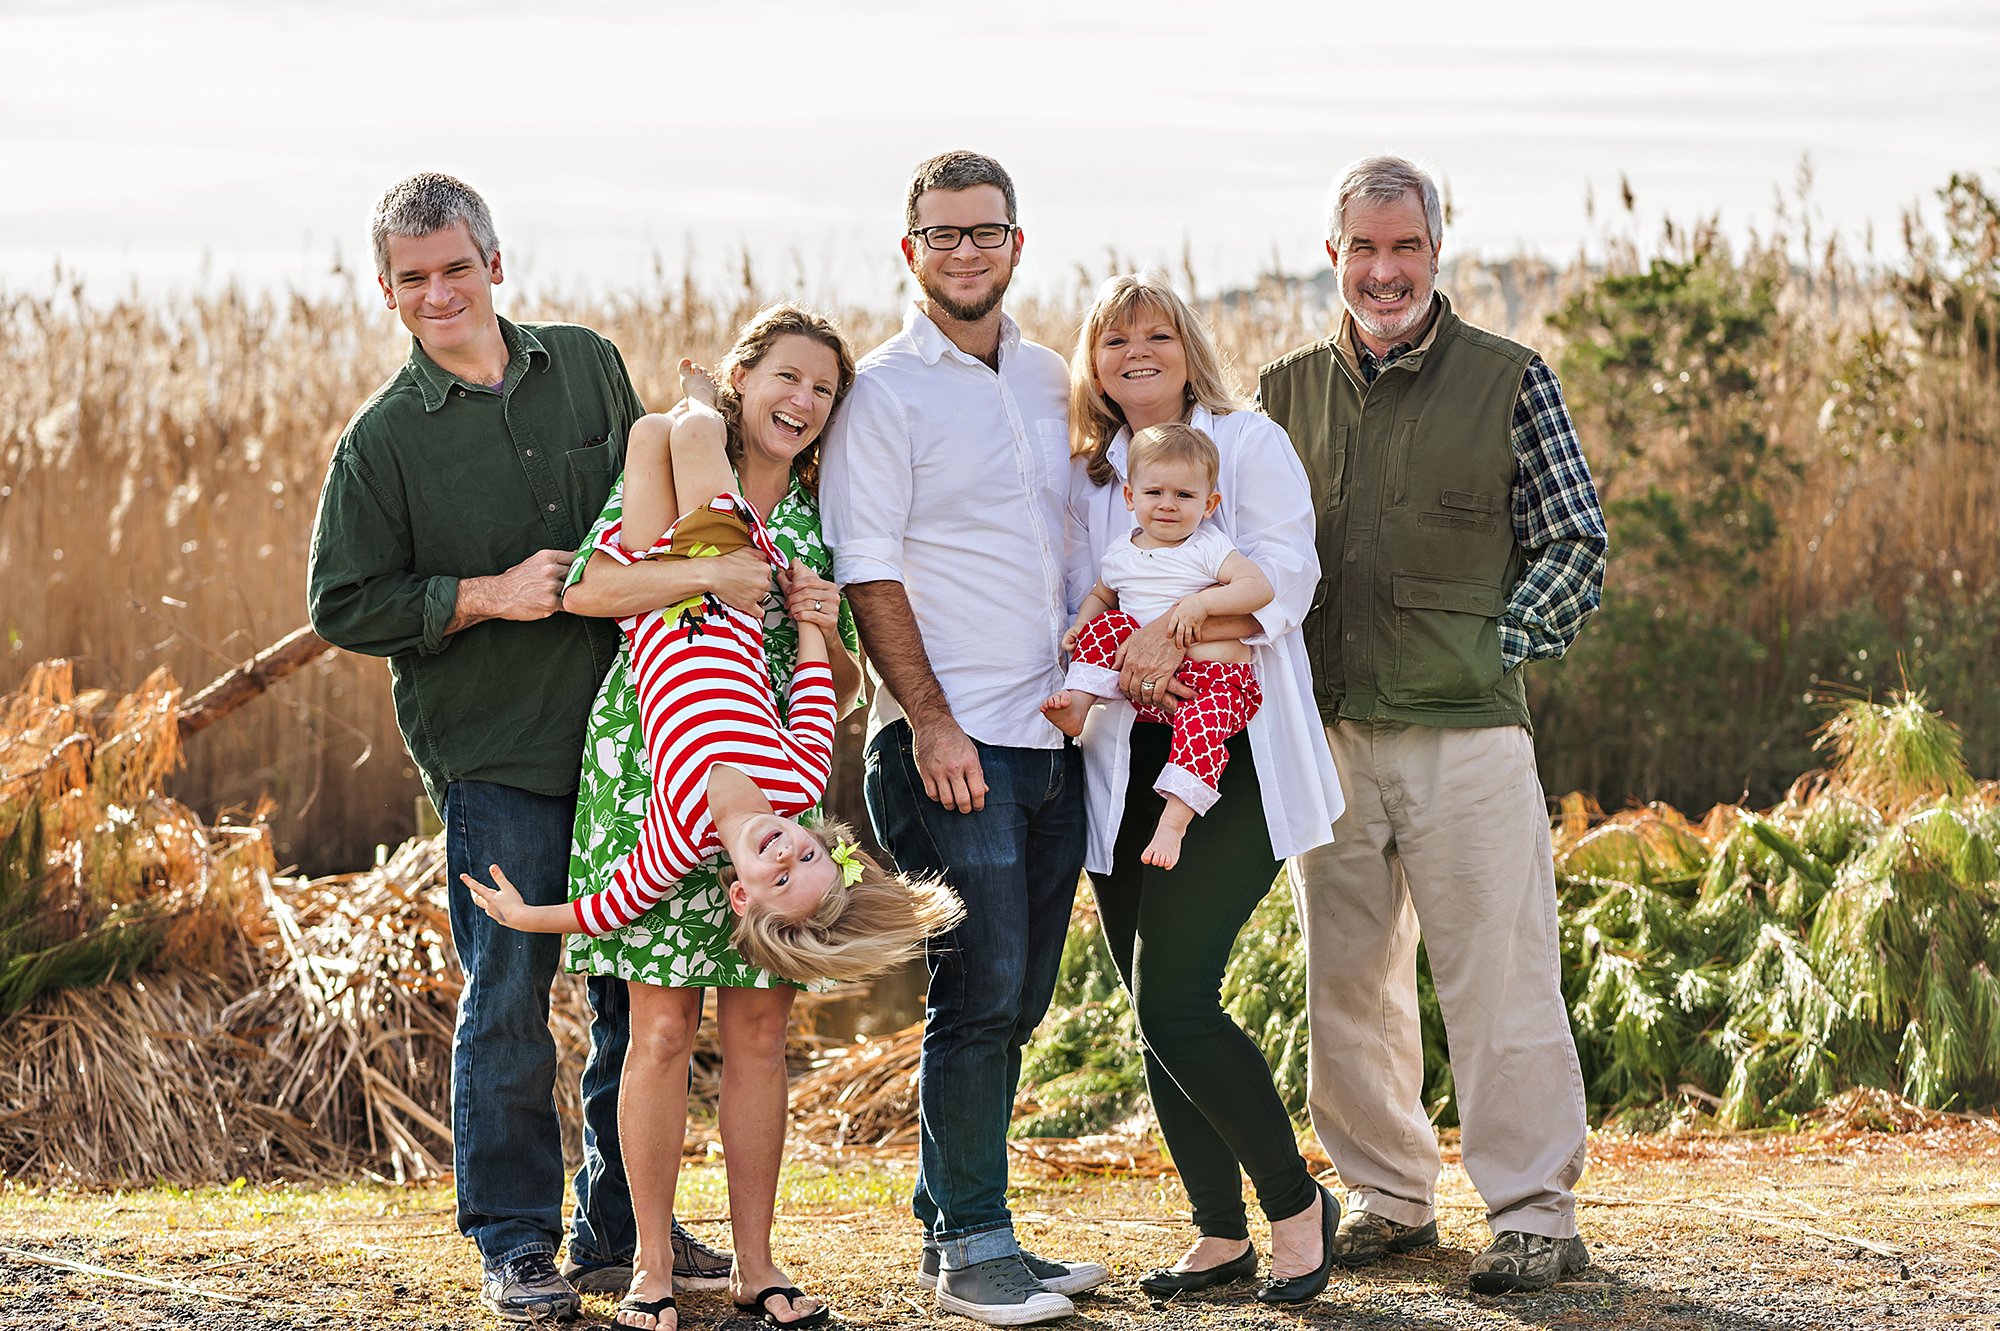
370, 172, 500, 278
1325, 155, 1444, 250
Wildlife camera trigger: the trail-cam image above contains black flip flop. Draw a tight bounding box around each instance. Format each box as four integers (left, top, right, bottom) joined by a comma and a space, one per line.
615, 1291, 676, 1327
733, 1284, 832, 1328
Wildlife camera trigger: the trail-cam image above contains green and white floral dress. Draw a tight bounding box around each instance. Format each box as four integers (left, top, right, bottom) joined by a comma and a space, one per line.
563, 473, 858, 989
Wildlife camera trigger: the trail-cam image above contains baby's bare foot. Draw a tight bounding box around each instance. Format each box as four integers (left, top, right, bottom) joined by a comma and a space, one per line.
1040, 691, 1090, 738
1140, 819, 1184, 869
678, 358, 719, 409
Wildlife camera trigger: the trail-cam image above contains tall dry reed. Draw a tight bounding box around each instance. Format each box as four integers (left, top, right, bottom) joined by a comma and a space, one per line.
3, 179, 1995, 867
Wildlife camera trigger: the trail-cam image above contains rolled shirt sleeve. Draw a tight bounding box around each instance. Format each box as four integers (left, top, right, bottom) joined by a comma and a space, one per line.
307, 448, 461, 658
1502, 359, 1609, 670
821, 374, 914, 588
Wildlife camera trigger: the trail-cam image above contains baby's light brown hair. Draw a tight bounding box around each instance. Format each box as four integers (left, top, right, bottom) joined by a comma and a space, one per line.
1127, 421, 1221, 493
730, 818, 964, 985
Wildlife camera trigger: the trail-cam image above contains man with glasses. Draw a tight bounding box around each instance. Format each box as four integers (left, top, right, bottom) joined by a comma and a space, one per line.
823, 151, 1107, 1326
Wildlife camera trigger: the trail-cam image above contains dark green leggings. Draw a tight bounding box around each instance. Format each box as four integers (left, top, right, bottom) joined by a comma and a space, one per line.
1088, 723, 1318, 1241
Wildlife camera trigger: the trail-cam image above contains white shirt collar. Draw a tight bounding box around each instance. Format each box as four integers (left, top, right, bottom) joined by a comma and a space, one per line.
903, 301, 1022, 368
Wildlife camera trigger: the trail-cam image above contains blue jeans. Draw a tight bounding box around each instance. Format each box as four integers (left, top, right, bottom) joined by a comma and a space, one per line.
863, 722, 1086, 1270
444, 781, 632, 1268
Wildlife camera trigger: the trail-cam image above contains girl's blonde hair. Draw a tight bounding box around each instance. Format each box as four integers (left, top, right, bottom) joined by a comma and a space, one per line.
1068, 271, 1247, 489
714, 303, 857, 496
730, 818, 964, 985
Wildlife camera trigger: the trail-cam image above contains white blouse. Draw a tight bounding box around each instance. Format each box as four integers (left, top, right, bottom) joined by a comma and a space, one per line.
1064, 405, 1344, 873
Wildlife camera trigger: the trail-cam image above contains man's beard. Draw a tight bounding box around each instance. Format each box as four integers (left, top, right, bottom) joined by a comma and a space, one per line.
919, 265, 1012, 324
1348, 281, 1433, 345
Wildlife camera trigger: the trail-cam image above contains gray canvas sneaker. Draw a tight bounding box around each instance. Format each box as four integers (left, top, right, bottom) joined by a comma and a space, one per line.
935, 1253, 1075, 1325
1467, 1231, 1590, 1293
1331, 1209, 1440, 1267
480, 1252, 580, 1322
920, 1245, 1109, 1297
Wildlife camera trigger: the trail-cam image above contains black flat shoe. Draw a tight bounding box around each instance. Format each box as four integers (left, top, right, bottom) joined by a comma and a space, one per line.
1255, 1182, 1340, 1305
1137, 1244, 1259, 1297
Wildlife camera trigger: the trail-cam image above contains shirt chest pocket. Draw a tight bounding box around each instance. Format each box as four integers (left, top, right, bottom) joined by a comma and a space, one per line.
1030, 419, 1070, 490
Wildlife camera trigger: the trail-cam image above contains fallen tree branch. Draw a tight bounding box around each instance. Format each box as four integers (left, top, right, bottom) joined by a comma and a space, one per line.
0, 1244, 261, 1306
176, 626, 333, 740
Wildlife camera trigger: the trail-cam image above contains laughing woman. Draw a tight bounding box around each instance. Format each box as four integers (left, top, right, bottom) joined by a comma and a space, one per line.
1061, 272, 1346, 1304
560, 304, 862, 1330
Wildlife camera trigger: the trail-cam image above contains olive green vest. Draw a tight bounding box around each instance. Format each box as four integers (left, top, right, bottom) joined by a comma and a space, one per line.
1259, 295, 1534, 730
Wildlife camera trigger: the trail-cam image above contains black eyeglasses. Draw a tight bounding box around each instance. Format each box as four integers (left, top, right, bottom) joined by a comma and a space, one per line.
908, 224, 1016, 251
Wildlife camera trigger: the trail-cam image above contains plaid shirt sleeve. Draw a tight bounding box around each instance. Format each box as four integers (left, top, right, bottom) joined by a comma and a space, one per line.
1502, 359, 1608, 670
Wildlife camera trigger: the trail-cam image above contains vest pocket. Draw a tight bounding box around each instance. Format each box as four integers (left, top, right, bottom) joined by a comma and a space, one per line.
1385, 573, 1506, 708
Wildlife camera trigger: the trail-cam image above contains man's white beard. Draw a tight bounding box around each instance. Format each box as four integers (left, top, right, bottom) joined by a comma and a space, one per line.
1349, 284, 1433, 345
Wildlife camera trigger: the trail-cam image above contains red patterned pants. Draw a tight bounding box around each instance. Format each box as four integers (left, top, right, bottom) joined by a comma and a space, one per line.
1066, 610, 1262, 814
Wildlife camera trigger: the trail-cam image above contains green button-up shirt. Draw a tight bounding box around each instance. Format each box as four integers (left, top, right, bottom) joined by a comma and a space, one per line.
307, 317, 644, 807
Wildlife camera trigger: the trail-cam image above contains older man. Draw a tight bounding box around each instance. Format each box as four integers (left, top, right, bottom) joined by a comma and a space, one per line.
1260, 155, 1607, 1294
308, 173, 758, 1321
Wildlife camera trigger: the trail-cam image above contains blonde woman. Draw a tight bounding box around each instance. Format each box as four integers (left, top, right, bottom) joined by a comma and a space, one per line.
1061, 273, 1345, 1304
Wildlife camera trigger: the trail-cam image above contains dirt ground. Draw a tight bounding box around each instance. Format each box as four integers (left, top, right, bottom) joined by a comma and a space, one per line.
1, 1122, 1997, 1331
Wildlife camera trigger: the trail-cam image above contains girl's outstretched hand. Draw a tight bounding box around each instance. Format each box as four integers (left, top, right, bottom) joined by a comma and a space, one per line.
461, 864, 531, 930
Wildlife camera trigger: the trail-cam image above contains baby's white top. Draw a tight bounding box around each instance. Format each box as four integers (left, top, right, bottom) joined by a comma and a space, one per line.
1098, 523, 1236, 625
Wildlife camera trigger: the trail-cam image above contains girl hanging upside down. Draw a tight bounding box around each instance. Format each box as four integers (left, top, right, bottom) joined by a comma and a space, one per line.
461, 364, 962, 986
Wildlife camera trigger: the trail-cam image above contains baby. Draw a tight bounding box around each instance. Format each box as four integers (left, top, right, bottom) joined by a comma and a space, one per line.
1043, 422, 1273, 869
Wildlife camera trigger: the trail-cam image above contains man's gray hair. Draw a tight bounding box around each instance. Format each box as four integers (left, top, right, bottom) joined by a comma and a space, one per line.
905, 150, 1018, 230
1325, 155, 1444, 250
370, 172, 500, 278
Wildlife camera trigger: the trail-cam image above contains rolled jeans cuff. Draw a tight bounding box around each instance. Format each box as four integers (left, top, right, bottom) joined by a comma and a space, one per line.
939, 1223, 1019, 1272
485, 1239, 557, 1270
1063, 661, 1122, 698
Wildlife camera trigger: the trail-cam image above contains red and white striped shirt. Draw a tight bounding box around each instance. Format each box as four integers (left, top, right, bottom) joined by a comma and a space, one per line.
573, 493, 836, 936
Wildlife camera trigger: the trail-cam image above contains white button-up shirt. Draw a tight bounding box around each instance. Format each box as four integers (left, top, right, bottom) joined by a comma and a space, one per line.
1064, 405, 1345, 871
822, 304, 1072, 749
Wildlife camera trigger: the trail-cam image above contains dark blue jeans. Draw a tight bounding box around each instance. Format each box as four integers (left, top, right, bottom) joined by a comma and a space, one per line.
444, 781, 632, 1268
863, 722, 1086, 1269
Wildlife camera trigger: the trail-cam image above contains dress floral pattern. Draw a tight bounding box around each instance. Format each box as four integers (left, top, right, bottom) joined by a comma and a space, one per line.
563, 473, 857, 989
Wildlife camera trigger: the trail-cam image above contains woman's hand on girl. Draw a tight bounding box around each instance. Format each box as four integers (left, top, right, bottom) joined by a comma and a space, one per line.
780, 563, 841, 633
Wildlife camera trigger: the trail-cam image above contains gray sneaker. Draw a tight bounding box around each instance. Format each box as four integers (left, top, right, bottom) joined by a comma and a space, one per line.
1331, 1209, 1440, 1268
558, 1254, 632, 1294
481, 1252, 580, 1323
920, 1246, 1108, 1297
935, 1254, 1075, 1325
670, 1221, 732, 1292
1468, 1231, 1590, 1293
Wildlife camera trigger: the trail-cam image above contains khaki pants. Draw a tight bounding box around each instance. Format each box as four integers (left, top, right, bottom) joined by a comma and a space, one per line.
1288, 721, 1587, 1238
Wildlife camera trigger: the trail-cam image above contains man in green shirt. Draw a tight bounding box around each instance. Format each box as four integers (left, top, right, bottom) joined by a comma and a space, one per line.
307, 173, 764, 1322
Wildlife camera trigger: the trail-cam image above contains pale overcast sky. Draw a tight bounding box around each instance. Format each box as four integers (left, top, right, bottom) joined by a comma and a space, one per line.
3, 0, 1996, 304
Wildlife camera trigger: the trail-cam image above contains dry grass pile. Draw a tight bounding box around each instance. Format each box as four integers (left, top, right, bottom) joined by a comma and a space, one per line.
0, 659, 854, 1184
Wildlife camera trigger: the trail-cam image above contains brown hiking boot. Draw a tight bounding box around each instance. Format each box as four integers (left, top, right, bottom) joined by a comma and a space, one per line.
1468, 1231, 1590, 1293
1331, 1209, 1439, 1268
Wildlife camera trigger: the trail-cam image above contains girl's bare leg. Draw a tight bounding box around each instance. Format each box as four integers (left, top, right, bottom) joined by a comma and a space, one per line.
617, 982, 705, 1330
715, 984, 821, 1323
